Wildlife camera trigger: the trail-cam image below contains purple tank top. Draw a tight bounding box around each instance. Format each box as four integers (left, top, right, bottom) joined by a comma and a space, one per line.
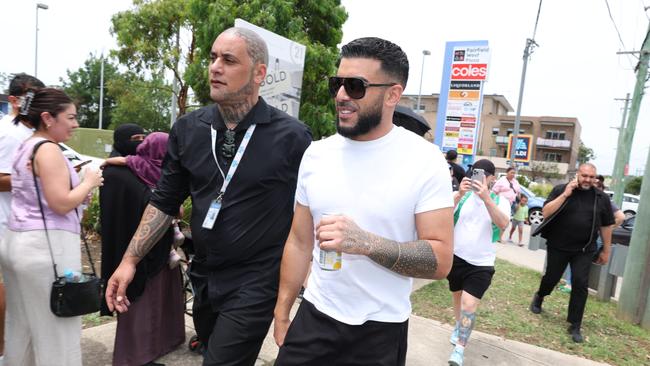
9, 137, 81, 234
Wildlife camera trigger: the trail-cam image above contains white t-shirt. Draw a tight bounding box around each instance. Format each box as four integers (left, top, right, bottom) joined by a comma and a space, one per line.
0, 114, 14, 131
453, 192, 511, 266
0, 121, 33, 237
297, 126, 453, 325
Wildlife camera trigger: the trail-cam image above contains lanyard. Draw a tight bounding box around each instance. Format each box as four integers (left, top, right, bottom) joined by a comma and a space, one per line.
210, 124, 256, 197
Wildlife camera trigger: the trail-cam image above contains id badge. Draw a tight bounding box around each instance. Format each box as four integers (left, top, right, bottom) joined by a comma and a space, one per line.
202, 196, 223, 229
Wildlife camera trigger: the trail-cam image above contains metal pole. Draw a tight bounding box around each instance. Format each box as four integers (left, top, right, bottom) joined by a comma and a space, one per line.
34, 3, 48, 77
35, 6, 38, 77
509, 0, 542, 170
98, 54, 104, 129
416, 50, 430, 113
509, 38, 537, 168
611, 94, 631, 206
170, 29, 180, 127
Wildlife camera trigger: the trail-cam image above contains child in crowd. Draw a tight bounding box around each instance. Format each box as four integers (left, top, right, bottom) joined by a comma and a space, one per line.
508, 195, 529, 246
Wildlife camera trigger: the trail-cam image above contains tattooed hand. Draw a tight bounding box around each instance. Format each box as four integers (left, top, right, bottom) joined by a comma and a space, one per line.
315, 214, 371, 255
316, 214, 439, 278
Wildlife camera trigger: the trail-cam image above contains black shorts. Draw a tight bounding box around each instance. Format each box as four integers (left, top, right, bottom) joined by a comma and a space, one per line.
275, 300, 408, 366
447, 255, 495, 299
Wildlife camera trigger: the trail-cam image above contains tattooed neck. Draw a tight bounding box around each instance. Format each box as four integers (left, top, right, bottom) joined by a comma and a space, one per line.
218, 100, 254, 128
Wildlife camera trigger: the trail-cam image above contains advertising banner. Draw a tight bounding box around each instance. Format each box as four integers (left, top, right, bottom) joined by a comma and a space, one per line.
235, 19, 306, 118
434, 41, 490, 168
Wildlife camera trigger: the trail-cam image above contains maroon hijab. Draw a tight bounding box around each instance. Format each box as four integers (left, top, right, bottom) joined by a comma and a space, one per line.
126, 132, 169, 188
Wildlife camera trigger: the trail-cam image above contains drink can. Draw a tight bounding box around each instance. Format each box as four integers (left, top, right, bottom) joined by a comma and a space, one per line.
319, 249, 342, 271
318, 212, 342, 271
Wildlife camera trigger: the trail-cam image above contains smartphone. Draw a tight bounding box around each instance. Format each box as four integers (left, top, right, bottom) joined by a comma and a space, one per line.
471, 168, 485, 192
74, 160, 92, 169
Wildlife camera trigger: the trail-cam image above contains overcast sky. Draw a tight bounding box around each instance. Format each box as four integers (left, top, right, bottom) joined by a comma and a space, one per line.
1, 0, 648, 175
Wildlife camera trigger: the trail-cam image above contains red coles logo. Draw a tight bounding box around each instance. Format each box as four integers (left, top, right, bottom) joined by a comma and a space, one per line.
451, 64, 488, 80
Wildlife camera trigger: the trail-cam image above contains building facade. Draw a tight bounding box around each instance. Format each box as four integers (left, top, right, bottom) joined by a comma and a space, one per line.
399, 94, 582, 179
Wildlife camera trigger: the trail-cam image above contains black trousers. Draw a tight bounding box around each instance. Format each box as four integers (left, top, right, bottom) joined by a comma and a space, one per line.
188, 259, 277, 366
276, 300, 408, 366
537, 247, 594, 325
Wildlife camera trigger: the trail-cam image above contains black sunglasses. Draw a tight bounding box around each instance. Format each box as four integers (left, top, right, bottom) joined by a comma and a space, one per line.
328, 76, 396, 99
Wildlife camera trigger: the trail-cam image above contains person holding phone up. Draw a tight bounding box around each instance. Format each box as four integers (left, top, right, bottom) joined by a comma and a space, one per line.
446, 159, 510, 366
529, 163, 614, 343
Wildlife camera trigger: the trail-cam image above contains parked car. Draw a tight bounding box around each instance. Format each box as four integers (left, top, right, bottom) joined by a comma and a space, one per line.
604, 190, 639, 219
58, 143, 104, 171
518, 185, 546, 225
612, 215, 635, 246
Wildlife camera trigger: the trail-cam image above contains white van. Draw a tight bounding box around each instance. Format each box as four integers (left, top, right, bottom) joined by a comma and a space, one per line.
604, 190, 640, 218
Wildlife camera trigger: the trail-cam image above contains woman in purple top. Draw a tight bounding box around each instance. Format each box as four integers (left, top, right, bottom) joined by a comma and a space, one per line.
0, 88, 103, 366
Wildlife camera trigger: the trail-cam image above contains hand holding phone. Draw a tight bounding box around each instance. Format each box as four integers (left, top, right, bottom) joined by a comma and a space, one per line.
74, 160, 92, 169
471, 168, 485, 192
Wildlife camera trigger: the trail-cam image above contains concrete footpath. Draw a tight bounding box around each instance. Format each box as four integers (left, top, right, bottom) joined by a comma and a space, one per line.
82, 224, 610, 365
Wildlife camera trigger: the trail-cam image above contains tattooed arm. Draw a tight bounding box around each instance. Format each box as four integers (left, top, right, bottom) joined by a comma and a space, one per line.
105, 204, 173, 313
316, 208, 454, 279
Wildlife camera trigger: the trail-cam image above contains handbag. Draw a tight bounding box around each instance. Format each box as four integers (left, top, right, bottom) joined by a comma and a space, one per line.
31, 140, 104, 317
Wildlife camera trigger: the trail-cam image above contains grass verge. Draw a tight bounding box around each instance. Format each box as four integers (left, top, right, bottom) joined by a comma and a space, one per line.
411, 258, 650, 366
82, 312, 115, 329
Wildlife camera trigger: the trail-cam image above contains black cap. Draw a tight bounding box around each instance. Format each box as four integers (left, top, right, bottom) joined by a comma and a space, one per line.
470, 159, 496, 176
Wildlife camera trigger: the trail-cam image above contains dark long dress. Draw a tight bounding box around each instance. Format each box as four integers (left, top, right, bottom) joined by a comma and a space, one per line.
99, 165, 184, 365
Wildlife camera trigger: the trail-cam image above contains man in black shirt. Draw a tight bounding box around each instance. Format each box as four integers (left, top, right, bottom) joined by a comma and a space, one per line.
446, 149, 466, 184
529, 163, 614, 343
105, 27, 312, 365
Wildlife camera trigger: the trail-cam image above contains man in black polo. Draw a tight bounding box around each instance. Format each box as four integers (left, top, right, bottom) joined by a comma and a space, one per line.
446, 149, 466, 184
529, 163, 614, 343
105, 27, 312, 365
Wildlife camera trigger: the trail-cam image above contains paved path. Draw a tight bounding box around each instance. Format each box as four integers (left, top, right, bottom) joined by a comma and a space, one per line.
82, 223, 611, 365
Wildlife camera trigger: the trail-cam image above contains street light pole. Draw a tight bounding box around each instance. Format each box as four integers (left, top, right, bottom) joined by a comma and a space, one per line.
35, 3, 49, 77
416, 50, 431, 113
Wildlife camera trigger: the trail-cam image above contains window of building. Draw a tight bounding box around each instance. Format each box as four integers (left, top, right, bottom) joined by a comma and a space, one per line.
544, 152, 562, 162
492, 128, 499, 135
545, 130, 566, 140
489, 148, 497, 157
413, 103, 425, 112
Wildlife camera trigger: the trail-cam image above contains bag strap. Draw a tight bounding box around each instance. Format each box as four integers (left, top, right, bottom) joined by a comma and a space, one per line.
454, 191, 501, 243
30, 140, 98, 280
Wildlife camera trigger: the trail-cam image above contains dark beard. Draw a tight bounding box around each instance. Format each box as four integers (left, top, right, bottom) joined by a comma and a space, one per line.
336, 102, 382, 138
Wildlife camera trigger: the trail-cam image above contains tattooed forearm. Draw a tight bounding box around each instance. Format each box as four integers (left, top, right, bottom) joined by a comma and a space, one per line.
341, 227, 439, 278
124, 204, 173, 259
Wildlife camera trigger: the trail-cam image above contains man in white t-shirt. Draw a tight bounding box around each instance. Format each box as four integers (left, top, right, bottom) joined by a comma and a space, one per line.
447, 159, 510, 366
0, 73, 43, 360
273, 37, 454, 366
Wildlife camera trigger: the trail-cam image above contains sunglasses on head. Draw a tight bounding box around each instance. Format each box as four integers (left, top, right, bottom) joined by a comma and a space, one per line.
328, 76, 396, 99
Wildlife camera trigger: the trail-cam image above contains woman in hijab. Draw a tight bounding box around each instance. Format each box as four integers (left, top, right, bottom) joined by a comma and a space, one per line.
99, 132, 184, 366
109, 123, 145, 157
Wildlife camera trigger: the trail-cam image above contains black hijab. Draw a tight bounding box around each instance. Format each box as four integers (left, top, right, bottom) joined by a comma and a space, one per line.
110, 123, 145, 157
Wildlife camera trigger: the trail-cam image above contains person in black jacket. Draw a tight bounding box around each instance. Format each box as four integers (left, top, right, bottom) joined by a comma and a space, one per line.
446, 149, 466, 184
529, 163, 614, 343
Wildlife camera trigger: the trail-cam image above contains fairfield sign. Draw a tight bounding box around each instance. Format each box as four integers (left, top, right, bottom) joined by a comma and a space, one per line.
451, 63, 488, 80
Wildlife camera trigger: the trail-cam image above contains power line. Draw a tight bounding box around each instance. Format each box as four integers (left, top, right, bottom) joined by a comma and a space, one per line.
605, 0, 640, 66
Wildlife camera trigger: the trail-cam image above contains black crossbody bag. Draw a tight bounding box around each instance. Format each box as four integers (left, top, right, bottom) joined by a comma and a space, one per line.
31, 140, 104, 317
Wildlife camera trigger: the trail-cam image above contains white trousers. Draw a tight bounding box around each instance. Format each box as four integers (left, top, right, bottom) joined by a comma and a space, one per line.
0, 229, 82, 366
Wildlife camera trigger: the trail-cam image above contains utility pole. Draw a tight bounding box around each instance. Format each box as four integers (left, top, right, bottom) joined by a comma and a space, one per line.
610, 94, 631, 207
98, 54, 105, 130
510, 0, 542, 169
617, 22, 650, 329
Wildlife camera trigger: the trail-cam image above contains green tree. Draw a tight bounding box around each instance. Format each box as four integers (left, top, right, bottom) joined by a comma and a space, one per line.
61, 54, 120, 129
0, 72, 9, 93
625, 176, 642, 195
107, 72, 173, 132
111, 0, 347, 139
577, 141, 596, 164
